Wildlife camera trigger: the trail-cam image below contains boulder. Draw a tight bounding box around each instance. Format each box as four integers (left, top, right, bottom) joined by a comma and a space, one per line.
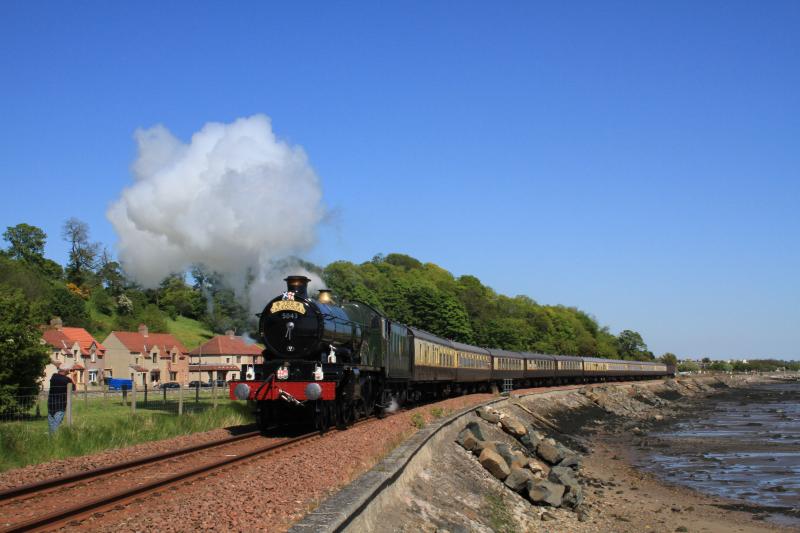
557, 453, 582, 469
509, 450, 529, 470
549, 466, 583, 508
495, 443, 518, 468
479, 448, 511, 480
461, 434, 478, 451
537, 439, 565, 465
504, 467, 535, 492
527, 479, 566, 507
465, 421, 485, 441
473, 440, 496, 456
500, 416, 528, 437
476, 407, 501, 424
526, 458, 550, 478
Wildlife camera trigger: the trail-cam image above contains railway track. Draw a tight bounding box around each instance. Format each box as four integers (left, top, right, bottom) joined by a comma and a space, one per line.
0, 425, 339, 532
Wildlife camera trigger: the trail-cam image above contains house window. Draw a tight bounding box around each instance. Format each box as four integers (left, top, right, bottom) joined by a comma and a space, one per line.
226, 357, 230, 364
171, 353, 176, 363
91, 350, 96, 363
236, 356, 241, 363
72, 349, 78, 358
89, 369, 98, 384
170, 372, 177, 380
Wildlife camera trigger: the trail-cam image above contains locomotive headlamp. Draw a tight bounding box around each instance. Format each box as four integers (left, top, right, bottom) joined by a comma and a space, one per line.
233, 383, 251, 401
317, 289, 333, 304
305, 382, 322, 401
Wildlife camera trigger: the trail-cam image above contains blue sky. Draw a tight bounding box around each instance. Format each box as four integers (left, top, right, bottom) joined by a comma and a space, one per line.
1, 1, 798, 359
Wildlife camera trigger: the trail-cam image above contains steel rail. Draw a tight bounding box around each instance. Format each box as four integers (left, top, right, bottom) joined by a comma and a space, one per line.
0, 429, 261, 502
1, 418, 375, 533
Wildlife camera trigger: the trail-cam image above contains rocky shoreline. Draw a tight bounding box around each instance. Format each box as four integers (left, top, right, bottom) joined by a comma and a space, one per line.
360, 374, 799, 532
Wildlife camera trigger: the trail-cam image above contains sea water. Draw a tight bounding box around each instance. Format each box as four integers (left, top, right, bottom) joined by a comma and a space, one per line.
637, 382, 800, 525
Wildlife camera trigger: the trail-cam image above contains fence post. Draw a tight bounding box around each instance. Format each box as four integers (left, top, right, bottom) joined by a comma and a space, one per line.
178, 384, 184, 416
66, 386, 73, 427
131, 383, 137, 415
144, 382, 148, 407
195, 383, 200, 403
212, 380, 217, 409
163, 386, 167, 403
83, 382, 88, 408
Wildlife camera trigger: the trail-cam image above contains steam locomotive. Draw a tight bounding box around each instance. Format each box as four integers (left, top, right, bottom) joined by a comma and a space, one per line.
229, 276, 674, 431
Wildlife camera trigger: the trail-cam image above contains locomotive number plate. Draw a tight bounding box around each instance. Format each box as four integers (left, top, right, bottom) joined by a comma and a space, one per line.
270, 300, 306, 314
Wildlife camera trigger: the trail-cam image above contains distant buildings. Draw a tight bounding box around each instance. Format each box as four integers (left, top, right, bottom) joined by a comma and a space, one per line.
41, 317, 107, 387
188, 330, 263, 383
102, 324, 189, 386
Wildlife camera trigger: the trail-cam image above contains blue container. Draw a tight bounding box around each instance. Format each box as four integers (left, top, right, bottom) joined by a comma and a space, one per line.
107, 378, 133, 391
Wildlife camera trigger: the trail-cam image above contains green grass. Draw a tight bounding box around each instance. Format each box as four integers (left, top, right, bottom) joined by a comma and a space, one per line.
410, 412, 425, 429
166, 315, 215, 349
484, 492, 518, 533
0, 393, 253, 472
88, 304, 114, 340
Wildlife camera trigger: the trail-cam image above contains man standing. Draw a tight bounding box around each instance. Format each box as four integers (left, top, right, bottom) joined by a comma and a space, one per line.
48, 363, 74, 435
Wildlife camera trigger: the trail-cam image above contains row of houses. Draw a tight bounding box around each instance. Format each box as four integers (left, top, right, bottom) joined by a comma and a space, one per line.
41, 317, 263, 388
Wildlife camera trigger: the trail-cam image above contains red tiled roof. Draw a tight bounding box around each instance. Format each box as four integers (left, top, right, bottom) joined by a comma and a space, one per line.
111, 331, 188, 355
129, 365, 148, 372
42, 327, 105, 356
189, 335, 263, 356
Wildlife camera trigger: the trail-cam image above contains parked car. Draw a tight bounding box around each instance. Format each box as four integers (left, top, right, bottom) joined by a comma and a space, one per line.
161, 382, 181, 389
188, 380, 212, 388
213, 379, 227, 388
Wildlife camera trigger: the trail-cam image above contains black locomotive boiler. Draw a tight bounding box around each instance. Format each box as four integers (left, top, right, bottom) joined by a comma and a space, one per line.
229, 275, 674, 431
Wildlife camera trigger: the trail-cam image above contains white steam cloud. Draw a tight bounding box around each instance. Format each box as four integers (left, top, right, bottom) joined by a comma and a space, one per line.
108, 114, 325, 313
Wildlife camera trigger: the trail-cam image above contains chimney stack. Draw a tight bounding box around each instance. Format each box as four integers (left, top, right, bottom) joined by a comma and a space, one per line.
225, 329, 235, 338
285, 275, 311, 299
50, 317, 63, 331
138, 323, 149, 337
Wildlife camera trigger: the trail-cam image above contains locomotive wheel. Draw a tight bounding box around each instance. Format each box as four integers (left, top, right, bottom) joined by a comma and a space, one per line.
315, 400, 330, 434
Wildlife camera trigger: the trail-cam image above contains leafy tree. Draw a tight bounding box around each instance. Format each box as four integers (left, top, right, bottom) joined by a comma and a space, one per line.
90, 287, 115, 315
709, 360, 733, 372
48, 285, 90, 328
0, 287, 50, 414
97, 248, 126, 296
678, 360, 700, 372
617, 330, 649, 360
660, 352, 678, 367
62, 218, 99, 286
3, 223, 46, 265
159, 275, 204, 319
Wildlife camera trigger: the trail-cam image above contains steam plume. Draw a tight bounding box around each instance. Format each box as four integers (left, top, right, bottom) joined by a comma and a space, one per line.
108, 115, 325, 312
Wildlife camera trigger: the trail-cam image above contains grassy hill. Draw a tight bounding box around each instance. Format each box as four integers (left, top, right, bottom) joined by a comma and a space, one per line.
87, 301, 214, 350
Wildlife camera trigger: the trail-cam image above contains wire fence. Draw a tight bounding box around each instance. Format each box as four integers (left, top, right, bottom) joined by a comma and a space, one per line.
0, 384, 236, 424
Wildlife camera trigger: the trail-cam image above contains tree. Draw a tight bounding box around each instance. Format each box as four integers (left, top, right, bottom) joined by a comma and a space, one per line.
97, 248, 126, 296
48, 285, 90, 328
660, 352, 678, 367
3, 223, 46, 266
617, 330, 648, 360
62, 218, 99, 286
159, 275, 204, 319
0, 287, 50, 415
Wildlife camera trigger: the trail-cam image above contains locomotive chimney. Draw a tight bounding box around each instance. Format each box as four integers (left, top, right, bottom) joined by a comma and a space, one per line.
285, 275, 311, 299
317, 289, 333, 304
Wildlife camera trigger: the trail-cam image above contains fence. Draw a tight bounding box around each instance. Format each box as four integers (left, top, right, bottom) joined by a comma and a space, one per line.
0, 383, 234, 424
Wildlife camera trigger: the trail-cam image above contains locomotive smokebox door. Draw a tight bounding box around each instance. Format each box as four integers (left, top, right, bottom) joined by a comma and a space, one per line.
285, 276, 311, 299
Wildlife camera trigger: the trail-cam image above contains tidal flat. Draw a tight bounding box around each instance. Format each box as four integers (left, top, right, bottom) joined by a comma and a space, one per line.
633, 382, 800, 526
